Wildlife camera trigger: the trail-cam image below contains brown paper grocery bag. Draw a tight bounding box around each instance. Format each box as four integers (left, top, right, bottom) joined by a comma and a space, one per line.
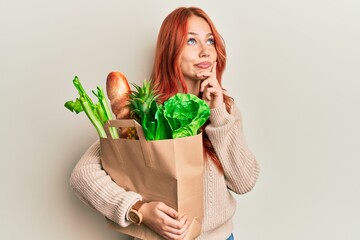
100, 119, 204, 240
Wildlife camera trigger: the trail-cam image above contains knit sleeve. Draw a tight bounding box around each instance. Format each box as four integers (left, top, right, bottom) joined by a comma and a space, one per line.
69, 140, 142, 227
205, 102, 260, 194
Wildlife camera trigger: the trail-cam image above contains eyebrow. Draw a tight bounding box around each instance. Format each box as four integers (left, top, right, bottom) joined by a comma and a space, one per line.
188, 32, 213, 37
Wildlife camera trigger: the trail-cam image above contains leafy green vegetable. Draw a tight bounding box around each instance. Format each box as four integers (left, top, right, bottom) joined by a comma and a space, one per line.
129, 80, 210, 140
64, 98, 83, 114
64, 76, 119, 139
164, 93, 210, 139
154, 104, 172, 140
128, 80, 172, 141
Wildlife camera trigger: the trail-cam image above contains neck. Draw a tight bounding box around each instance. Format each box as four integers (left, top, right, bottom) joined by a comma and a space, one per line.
183, 79, 201, 96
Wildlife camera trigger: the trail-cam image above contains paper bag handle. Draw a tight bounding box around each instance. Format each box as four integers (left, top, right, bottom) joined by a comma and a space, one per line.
103, 119, 153, 167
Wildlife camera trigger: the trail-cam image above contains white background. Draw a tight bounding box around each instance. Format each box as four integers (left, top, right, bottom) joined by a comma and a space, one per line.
1, 0, 359, 239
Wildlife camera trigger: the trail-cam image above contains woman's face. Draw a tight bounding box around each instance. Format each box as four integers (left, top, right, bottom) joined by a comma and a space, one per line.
179, 16, 217, 85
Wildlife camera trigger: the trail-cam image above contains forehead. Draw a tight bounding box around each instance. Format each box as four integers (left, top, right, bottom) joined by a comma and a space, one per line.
186, 16, 212, 34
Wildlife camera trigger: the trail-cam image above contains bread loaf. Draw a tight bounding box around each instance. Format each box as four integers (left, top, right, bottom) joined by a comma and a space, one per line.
106, 71, 131, 119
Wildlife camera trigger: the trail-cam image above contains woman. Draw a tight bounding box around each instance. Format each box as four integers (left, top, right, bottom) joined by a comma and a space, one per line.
70, 6, 260, 240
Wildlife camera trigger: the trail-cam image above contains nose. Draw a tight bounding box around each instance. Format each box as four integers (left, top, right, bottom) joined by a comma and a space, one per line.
199, 44, 210, 58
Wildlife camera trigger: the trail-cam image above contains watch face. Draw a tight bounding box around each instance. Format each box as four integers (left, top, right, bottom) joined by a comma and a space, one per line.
129, 210, 141, 224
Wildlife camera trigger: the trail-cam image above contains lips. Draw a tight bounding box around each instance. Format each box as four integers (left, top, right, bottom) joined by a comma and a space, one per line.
195, 61, 212, 69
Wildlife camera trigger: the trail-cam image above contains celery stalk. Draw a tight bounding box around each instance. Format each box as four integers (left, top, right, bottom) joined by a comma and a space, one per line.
65, 76, 119, 139
93, 87, 119, 139
80, 97, 107, 138
73, 76, 95, 108
95, 103, 108, 125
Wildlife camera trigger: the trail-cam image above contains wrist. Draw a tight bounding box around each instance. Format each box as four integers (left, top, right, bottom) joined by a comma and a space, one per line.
128, 200, 144, 225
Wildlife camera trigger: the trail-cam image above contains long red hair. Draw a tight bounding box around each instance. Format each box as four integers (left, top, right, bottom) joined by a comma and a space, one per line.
151, 7, 232, 171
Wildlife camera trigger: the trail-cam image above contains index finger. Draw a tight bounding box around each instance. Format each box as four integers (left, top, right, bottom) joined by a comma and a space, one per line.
158, 203, 179, 219
211, 61, 217, 76
178, 215, 189, 227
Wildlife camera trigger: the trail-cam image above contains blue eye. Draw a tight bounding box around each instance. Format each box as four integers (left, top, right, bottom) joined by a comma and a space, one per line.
207, 38, 215, 45
187, 38, 196, 45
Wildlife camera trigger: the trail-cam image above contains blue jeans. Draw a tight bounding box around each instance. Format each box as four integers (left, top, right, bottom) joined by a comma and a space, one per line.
227, 233, 234, 240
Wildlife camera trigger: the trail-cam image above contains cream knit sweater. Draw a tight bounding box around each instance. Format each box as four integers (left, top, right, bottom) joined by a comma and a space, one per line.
70, 102, 260, 240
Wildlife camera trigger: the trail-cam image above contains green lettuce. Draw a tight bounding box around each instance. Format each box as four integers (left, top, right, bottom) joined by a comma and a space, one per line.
163, 93, 210, 139
128, 80, 210, 140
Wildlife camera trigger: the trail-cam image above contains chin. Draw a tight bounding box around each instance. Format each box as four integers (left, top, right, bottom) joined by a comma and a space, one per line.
198, 75, 208, 81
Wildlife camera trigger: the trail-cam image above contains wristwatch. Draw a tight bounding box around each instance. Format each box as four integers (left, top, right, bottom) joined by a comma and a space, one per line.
128, 200, 144, 225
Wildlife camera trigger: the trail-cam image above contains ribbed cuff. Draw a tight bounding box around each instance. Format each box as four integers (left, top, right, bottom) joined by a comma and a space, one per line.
209, 103, 230, 126
124, 194, 142, 223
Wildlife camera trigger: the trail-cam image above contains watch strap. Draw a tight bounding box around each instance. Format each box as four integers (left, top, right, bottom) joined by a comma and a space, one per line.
132, 200, 144, 211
